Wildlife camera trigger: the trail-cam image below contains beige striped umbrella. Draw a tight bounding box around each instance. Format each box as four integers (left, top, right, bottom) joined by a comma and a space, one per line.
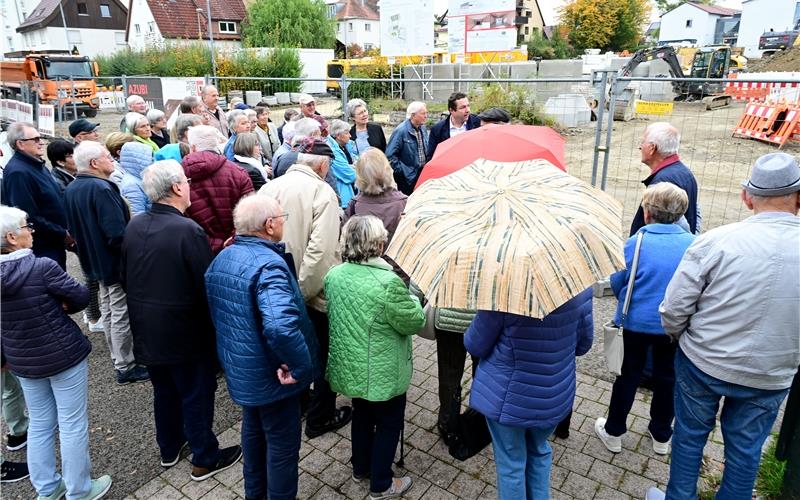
385, 158, 625, 318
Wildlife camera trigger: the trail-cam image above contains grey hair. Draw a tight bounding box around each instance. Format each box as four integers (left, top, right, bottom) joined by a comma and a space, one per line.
282, 121, 297, 144
227, 109, 246, 130
126, 94, 145, 109
146, 108, 165, 125
200, 85, 218, 98
293, 117, 321, 138
0, 205, 28, 251
328, 119, 350, 137
346, 98, 367, 120
642, 182, 689, 224
284, 108, 299, 121
243, 109, 257, 120
341, 215, 388, 263
175, 113, 202, 141
187, 125, 226, 151
141, 160, 185, 203
124, 112, 147, 134
73, 140, 108, 172
233, 132, 260, 157
355, 149, 396, 195
297, 153, 329, 173
644, 122, 680, 156
234, 194, 281, 235
6, 122, 35, 151
406, 101, 426, 119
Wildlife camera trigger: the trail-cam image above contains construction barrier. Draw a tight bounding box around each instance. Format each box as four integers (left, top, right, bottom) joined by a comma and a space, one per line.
732, 102, 800, 148
725, 73, 800, 104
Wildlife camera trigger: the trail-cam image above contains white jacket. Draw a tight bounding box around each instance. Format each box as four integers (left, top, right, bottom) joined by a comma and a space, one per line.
259, 164, 341, 312
660, 212, 800, 390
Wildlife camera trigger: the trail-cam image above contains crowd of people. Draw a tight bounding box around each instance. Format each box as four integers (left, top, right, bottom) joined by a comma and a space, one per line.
0, 86, 798, 500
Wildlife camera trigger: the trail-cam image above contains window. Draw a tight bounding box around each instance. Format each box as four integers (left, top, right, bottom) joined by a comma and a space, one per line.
147, 21, 155, 32
364, 23, 371, 32
100, 4, 111, 17
364, 43, 373, 50
348, 22, 353, 32
685, 19, 692, 28
134, 23, 141, 34
39, 31, 46, 44
524, 26, 529, 35
327, 4, 336, 18
115, 32, 126, 44
77, 2, 88, 15
525, 10, 531, 17
67, 30, 82, 43
337, 23, 341, 32
219, 21, 236, 33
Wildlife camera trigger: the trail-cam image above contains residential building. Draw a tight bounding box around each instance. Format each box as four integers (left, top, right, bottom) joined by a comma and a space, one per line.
126, 0, 246, 51
0, 0, 41, 57
737, 0, 800, 57
329, 0, 380, 54
10, 0, 128, 59
516, 0, 546, 44
658, 2, 740, 47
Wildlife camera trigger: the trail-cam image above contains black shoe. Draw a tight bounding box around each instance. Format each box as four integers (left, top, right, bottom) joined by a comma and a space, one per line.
305, 406, 353, 439
437, 422, 451, 446
6, 432, 27, 451
554, 426, 570, 439
116, 366, 150, 385
160, 440, 189, 468
1, 461, 29, 483
190, 445, 242, 481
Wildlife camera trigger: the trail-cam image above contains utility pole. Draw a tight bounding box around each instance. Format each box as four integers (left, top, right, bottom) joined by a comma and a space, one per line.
206, 0, 217, 78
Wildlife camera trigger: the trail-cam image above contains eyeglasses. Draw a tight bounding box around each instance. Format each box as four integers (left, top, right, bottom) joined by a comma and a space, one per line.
18, 136, 43, 143
18, 222, 34, 231
265, 213, 289, 224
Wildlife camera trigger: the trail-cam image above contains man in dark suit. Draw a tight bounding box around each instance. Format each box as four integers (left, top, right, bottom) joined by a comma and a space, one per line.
426, 92, 481, 161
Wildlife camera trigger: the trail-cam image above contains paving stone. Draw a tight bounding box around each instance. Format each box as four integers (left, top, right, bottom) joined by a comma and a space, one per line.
410, 370, 429, 386
587, 459, 625, 488
423, 484, 459, 499
582, 434, 617, 463
405, 401, 423, 420
447, 472, 486, 500
300, 449, 335, 475
415, 356, 434, 372
326, 437, 352, 464
595, 485, 631, 500
704, 440, 725, 462
619, 470, 659, 497
180, 477, 218, 499
339, 475, 369, 500
630, 400, 652, 419
629, 415, 651, 435
576, 399, 609, 420
299, 439, 315, 461
310, 430, 342, 453
594, 380, 613, 392
420, 375, 440, 394
212, 461, 243, 487
199, 484, 240, 499
402, 448, 437, 476
426, 458, 461, 489
643, 457, 671, 484
551, 464, 569, 490
297, 472, 324, 498
317, 458, 352, 489
217, 428, 240, 448
161, 459, 193, 489
476, 461, 497, 484
411, 407, 439, 432
550, 441, 566, 463
559, 429, 590, 451
310, 485, 341, 499
230, 479, 245, 498
406, 384, 425, 403
559, 471, 600, 499
151, 484, 186, 499
569, 412, 587, 432
477, 484, 498, 499
558, 450, 594, 476
456, 452, 488, 476
622, 431, 643, 452
415, 390, 440, 412
576, 372, 595, 385
576, 382, 605, 402
550, 488, 573, 500
612, 450, 650, 474
134, 477, 168, 499
407, 426, 439, 452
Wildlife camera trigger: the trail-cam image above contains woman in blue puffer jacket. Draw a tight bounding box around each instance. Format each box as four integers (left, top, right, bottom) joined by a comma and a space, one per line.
465, 288, 594, 500
119, 141, 154, 216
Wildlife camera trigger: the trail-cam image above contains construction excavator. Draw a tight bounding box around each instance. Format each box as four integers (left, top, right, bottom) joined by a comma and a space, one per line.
612, 45, 733, 113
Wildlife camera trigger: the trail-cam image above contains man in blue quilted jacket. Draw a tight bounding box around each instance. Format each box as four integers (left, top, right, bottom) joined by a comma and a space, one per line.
205, 195, 319, 500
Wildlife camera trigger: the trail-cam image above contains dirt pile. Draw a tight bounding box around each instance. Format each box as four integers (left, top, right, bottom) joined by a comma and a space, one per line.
747, 47, 800, 72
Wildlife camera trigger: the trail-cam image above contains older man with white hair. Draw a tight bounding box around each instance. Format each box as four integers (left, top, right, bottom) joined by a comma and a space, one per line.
64, 141, 149, 385
121, 160, 242, 479
260, 137, 351, 440
205, 195, 318, 500
385, 101, 429, 195
200, 85, 228, 137
647, 152, 800, 500
119, 95, 148, 132
181, 125, 253, 254
631, 122, 699, 235
272, 117, 320, 178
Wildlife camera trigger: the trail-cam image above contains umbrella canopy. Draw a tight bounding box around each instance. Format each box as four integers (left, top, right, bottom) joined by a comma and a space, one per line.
415, 124, 566, 188
386, 158, 625, 319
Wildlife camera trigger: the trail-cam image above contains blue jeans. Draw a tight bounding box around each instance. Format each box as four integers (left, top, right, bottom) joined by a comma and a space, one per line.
667, 350, 789, 500
486, 418, 556, 500
148, 361, 220, 467
18, 358, 92, 500
241, 394, 301, 500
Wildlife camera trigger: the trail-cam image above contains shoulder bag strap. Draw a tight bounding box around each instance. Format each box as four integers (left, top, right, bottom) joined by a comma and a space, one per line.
619, 231, 644, 326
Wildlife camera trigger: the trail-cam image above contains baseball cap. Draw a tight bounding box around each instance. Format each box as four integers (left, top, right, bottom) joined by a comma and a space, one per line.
69, 118, 100, 138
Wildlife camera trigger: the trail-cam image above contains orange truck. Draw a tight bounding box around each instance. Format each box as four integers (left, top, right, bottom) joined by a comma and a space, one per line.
1, 50, 100, 118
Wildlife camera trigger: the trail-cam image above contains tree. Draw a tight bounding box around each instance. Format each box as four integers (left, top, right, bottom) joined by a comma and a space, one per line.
526, 29, 576, 60
560, 0, 651, 52
242, 0, 336, 49
655, 0, 716, 14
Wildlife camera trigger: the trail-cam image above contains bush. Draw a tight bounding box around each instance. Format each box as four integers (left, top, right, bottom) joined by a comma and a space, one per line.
96, 44, 212, 76
217, 48, 303, 95
526, 30, 576, 60
346, 63, 392, 101
470, 84, 558, 127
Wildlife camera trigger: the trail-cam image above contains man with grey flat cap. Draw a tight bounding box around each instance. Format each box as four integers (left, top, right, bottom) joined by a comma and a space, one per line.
476, 107, 511, 125
646, 152, 800, 500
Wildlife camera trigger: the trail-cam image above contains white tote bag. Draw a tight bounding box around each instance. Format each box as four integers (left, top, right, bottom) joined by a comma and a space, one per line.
604, 232, 644, 376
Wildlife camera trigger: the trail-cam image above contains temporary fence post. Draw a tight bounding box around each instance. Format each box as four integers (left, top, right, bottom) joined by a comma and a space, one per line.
340, 74, 349, 119
121, 75, 128, 102
591, 70, 608, 187
71, 77, 78, 119
600, 73, 618, 192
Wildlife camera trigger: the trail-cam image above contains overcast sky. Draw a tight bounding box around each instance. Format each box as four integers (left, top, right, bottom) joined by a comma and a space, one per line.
432, 0, 745, 25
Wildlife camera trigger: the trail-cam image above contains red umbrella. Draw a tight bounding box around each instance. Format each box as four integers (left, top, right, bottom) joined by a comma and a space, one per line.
415, 124, 566, 188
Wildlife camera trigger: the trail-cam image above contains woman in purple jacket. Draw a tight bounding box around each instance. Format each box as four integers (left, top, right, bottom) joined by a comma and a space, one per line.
0, 205, 112, 500
465, 288, 594, 500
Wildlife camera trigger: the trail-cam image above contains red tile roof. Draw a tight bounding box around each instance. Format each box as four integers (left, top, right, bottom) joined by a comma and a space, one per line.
687, 2, 740, 16
336, 0, 379, 21
141, 0, 247, 40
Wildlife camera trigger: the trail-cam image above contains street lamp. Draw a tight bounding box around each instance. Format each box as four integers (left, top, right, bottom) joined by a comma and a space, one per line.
206, 0, 217, 78
196, 8, 203, 39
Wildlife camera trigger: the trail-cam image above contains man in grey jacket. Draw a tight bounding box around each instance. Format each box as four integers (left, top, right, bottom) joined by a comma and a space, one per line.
647, 152, 800, 500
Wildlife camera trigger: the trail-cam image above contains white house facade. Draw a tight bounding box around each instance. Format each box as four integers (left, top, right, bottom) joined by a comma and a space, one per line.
0, 0, 42, 58
659, 2, 740, 47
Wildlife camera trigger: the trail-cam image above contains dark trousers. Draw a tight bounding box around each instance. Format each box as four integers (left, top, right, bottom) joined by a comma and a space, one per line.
605, 330, 677, 443
86, 278, 101, 322
351, 394, 406, 493
306, 308, 337, 428
241, 394, 301, 500
435, 327, 477, 427
148, 360, 220, 468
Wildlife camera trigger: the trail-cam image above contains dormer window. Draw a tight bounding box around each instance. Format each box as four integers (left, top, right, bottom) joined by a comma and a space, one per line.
77, 2, 88, 15
219, 21, 236, 33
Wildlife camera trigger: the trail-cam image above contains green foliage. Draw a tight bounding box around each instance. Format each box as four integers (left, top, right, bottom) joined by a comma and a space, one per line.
655, 0, 716, 14
526, 30, 576, 60
560, 0, 651, 52
469, 84, 558, 127
346, 63, 392, 100
242, 0, 336, 49
756, 438, 786, 500
216, 48, 303, 95
95, 44, 212, 76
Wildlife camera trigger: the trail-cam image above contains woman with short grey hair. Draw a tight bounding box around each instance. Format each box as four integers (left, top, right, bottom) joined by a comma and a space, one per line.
344, 149, 407, 244
324, 214, 423, 499
347, 99, 386, 153
147, 109, 170, 150
232, 132, 268, 191
125, 112, 158, 152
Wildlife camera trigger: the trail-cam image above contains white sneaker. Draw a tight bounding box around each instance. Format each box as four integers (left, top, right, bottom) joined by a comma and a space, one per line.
645, 486, 666, 500
649, 430, 670, 455
88, 318, 105, 333
82, 312, 90, 325
594, 417, 622, 453
369, 476, 412, 499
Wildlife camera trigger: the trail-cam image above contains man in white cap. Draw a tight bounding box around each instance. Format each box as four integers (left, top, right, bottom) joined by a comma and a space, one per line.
298, 94, 319, 119
647, 152, 800, 500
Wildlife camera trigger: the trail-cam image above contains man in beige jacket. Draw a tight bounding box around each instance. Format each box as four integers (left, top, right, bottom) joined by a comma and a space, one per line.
258, 137, 351, 439
200, 85, 229, 138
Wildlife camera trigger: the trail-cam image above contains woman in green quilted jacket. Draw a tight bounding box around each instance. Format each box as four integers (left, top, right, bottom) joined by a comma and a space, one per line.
324, 215, 425, 500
